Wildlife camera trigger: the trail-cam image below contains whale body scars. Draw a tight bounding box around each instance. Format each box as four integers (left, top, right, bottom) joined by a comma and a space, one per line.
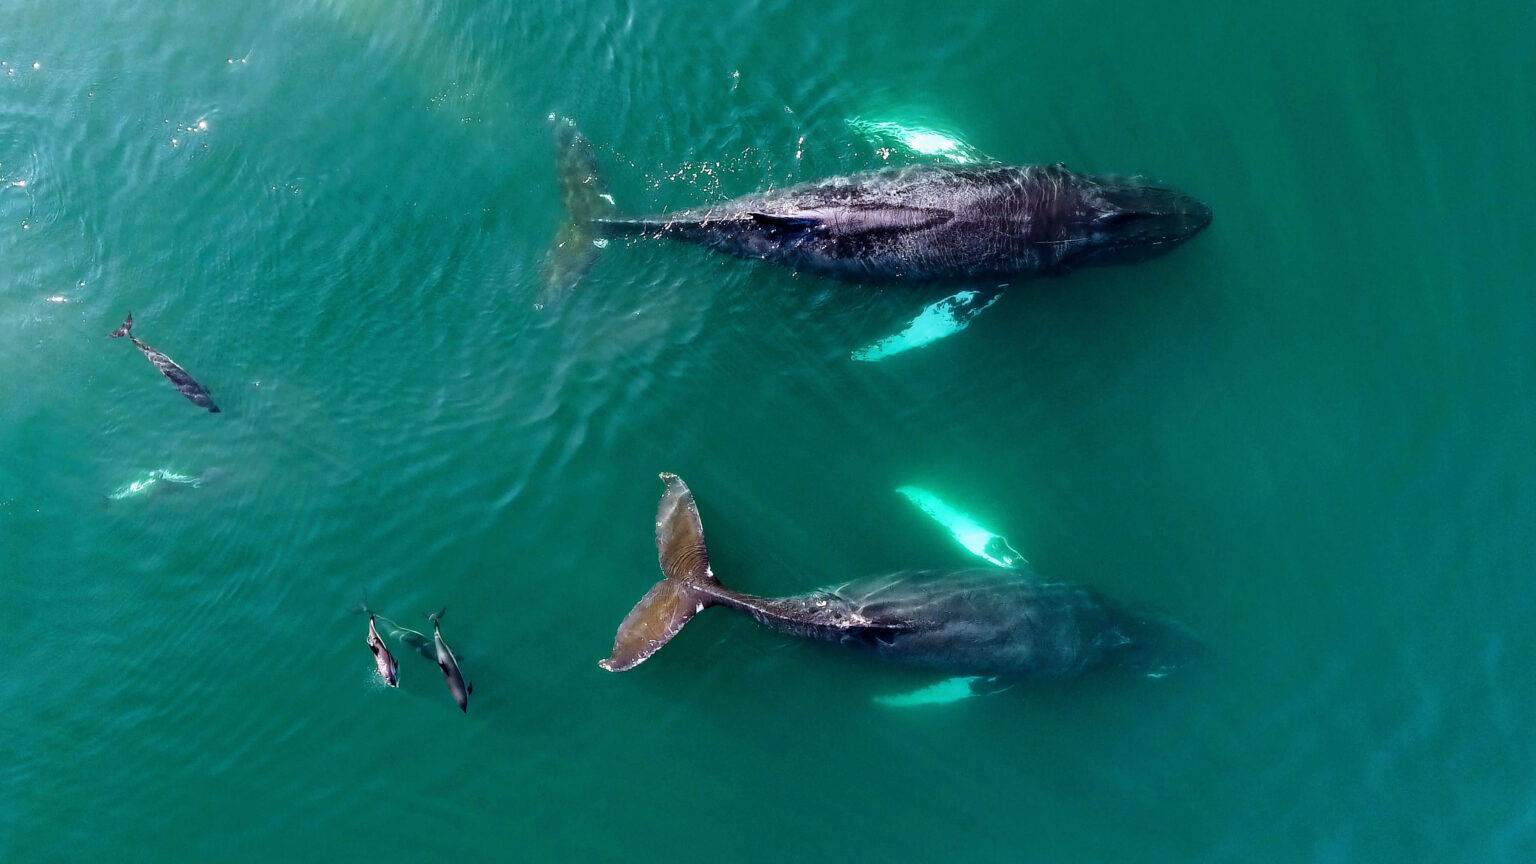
597, 167, 1072, 282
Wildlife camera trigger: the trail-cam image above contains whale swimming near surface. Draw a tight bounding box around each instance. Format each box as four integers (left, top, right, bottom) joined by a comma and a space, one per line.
544, 118, 1211, 302
426, 609, 472, 713
600, 474, 1196, 683
108, 313, 219, 412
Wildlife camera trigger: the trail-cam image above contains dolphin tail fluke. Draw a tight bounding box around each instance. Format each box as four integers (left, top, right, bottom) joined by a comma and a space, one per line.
600, 473, 722, 672
540, 116, 617, 308
108, 312, 134, 338
426, 607, 445, 627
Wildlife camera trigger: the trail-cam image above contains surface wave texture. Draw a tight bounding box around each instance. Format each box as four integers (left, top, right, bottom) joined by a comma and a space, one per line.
2, 0, 1533, 861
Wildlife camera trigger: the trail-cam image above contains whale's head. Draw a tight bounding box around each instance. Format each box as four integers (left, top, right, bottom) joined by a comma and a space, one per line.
1056, 174, 1212, 270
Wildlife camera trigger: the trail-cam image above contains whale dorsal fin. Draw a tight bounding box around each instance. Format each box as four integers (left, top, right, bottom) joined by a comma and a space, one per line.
836, 205, 952, 235
748, 212, 821, 232
751, 207, 952, 238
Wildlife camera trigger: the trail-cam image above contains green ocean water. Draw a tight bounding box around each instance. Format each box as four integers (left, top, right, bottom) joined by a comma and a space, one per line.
3, 0, 1535, 860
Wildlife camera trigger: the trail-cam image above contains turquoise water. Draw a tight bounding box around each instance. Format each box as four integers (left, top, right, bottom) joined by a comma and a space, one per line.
3, 1, 1535, 860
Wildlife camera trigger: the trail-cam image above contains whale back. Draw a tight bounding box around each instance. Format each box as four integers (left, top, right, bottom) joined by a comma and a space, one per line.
650, 165, 1082, 281
810, 570, 1191, 678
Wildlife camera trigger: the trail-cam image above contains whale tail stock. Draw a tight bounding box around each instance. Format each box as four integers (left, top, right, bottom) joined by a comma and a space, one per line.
600, 473, 723, 672
108, 312, 134, 339
540, 116, 618, 308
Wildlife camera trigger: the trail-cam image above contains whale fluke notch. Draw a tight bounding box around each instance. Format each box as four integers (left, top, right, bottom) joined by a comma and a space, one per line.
600, 473, 720, 672
541, 116, 617, 307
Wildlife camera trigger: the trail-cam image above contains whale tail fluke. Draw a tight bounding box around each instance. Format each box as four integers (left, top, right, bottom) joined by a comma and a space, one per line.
600, 473, 721, 672
541, 116, 617, 308
108, 312, 134, 338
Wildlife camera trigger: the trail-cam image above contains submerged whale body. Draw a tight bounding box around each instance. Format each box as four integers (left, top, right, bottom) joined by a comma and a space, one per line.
599, 474, 1196, 681
545, 119, 1211, 301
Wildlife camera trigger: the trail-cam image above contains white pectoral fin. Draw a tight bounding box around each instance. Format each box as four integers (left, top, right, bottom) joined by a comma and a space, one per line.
851, 288, 1004, 362
873, 676, 1007, 708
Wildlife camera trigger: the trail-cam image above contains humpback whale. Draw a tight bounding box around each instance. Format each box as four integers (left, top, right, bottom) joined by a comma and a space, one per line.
545, 119, 1210, 301
600, 474, 1195, 682
426, 609, 472, 713
107, 313, 219, 412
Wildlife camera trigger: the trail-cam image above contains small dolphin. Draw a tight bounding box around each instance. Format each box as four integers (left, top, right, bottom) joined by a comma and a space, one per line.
426, 609, 472, 713
364, 611, 399, 688
108, 313, 219, 412
371, 613, 435, 662
600, 474, 1197, 683
106, 468, 205, 502
544, 118, 1211, 302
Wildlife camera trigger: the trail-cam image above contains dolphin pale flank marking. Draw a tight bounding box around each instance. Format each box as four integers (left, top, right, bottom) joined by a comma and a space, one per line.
364, 612, 399, 688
